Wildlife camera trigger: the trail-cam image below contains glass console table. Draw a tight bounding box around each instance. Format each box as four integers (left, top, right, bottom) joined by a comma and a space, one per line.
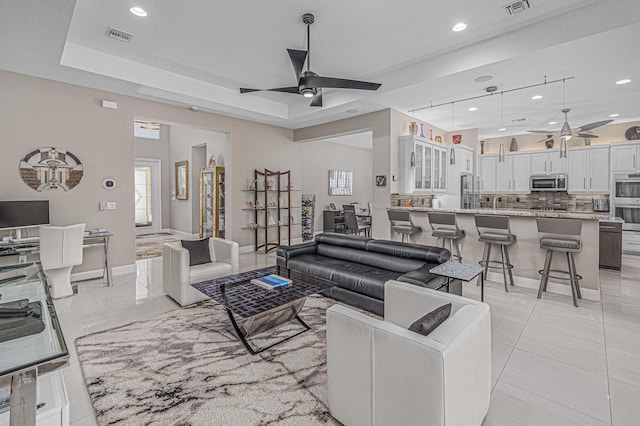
0, 262, 69, 426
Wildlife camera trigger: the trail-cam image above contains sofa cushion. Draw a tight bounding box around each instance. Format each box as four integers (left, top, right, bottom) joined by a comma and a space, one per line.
365, 240, 451, 264
189, 262, 233, 284
317, 244, 426, 273
396, 264, 442, 288
408, 303, 452, 336
315, 233, 372, 250
181, 239, 212, 266
288, 254, 401, 299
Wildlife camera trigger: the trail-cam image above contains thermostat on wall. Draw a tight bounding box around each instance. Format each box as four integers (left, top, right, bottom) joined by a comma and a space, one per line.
102, 178, 117, 189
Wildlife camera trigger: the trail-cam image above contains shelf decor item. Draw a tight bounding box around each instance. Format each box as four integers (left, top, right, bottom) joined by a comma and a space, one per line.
409, 122, 418, 136
434, 136, 442, 143
510, 137, 518, 152
452, 134, 462, 144
420, 124, 425, 138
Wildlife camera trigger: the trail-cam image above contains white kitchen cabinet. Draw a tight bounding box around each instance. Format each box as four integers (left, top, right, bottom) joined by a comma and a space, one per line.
494, 153, 530, 193
455, 146, 474, 173
513, 153, 532, 192
398, 135, 448, 194
610, 142, 640, 172
567, 146, 610, 194
479, 155, 497, 193
530, 151, 567, 175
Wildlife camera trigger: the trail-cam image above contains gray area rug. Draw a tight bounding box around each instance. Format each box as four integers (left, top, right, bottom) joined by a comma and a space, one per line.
76, 296, 338, 425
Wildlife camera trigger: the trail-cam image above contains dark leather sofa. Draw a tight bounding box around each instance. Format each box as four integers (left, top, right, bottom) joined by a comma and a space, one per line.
276, 233, 459, 316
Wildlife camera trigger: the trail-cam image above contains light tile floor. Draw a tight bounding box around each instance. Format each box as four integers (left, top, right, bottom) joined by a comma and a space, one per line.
54, 253, 640, 426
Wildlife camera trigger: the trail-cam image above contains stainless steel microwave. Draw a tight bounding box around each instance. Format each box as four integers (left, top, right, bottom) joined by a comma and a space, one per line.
530, 174, 568, 191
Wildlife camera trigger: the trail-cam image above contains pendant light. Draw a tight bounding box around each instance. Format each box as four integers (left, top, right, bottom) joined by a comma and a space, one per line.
559, 79, 569, 159
450, 102, 456, 165
498, 93, 505, 162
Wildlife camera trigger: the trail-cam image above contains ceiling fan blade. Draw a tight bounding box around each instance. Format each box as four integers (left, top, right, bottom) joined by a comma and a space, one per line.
576, 133, 599, 139
310, 89, 322, 107
536, 135, 554, 143
287, 49, 308, 82
574, 119, 614, 132
302, 75, 381, 91
528, 130, 556, 134
240, 86, 300, 94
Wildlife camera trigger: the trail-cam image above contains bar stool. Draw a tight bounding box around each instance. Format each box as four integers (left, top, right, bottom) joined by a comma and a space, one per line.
387, 210, 422, 243
427, 212, 464, 262
475, 215, 516, 292
536, 218, 583, 307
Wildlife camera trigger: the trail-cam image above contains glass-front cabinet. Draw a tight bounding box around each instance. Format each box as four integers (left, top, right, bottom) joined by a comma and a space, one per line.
398, 136, 447, 194
200, 166, 225, 238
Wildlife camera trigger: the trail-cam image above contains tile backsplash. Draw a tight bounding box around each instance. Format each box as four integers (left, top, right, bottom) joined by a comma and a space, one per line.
390, 194, 433, 208
479, 193, 607, 212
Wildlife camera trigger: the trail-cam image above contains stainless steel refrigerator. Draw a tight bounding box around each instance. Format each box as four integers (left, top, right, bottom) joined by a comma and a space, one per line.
460, 173, 481, 209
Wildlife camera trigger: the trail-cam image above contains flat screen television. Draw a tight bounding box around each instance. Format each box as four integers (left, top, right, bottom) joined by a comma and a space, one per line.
0, 200, 50, 230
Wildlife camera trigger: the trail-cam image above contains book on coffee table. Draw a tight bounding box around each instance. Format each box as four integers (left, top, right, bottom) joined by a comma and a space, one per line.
251, 274, 292, 290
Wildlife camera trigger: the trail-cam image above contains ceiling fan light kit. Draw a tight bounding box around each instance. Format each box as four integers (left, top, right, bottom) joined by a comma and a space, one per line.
239, 13, 381, 107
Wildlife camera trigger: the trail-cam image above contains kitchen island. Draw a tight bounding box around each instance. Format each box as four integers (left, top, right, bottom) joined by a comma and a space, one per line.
388, 207, 605, 301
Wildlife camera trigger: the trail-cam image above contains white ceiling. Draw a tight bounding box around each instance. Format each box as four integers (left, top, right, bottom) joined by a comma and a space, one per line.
1, 0, 640, 137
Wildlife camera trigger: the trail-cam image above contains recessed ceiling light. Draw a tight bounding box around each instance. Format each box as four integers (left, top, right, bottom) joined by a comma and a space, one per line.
548, 121, 557, 125
616, 79, 631, 85
468, 107, 478, 111
188, 106, 199, 112
346, 109, 358, 114
609, 113, 620, 117
452, 22, 467, 32
531, 95, 543, 100
129, 6, 147, 17
498, 128, 507, 132
474, 75, 493, 83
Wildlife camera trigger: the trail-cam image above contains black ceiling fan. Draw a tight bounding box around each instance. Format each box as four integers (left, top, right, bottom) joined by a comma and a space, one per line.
239, 13, 381, 107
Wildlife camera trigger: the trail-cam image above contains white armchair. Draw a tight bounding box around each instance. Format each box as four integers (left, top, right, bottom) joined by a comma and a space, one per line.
327, 281, 491, 426
163, 237, 239, 306
40, 224, 86, 299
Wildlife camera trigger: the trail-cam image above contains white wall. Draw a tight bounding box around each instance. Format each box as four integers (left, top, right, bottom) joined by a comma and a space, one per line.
300, 139, 373, 233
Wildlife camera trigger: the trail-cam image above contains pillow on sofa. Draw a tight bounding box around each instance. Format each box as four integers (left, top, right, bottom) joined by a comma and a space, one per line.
408, 303, 452, 336
181, 239, 212, 266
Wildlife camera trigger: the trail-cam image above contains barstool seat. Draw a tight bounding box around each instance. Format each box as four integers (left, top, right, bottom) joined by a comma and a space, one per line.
432, 228, 464, 238
475, 215, 517, 292
536, 218, 583, 307
428, 212, 465, 262
540, 238, 581, 251
388, 210, 422, 243
479, 232, 516, 243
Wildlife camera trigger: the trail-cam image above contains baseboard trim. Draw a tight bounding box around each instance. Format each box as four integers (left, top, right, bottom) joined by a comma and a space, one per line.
71, 263, 136, 281
485, 271, 601, 302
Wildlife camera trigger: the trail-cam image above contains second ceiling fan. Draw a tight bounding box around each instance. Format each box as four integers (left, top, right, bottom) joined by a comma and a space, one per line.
239, 13, 381, 107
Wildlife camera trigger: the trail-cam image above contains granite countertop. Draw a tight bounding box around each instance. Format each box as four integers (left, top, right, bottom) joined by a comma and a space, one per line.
387, 206, 608, 220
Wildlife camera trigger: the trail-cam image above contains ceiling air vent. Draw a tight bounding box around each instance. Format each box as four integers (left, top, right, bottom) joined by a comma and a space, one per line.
504, 0, 531, 15
106, 27, 133, 43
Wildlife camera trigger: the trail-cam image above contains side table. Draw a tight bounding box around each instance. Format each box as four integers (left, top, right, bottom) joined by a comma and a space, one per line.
429, 261, 485, 302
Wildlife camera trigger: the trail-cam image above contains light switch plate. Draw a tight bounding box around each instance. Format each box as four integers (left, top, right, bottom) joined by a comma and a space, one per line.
106, 202, 117, 210
99, 202, 106, 211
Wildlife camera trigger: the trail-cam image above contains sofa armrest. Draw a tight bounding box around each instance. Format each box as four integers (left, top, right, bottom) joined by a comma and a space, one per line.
210, 237, 239, 272
275, 242, 317, 267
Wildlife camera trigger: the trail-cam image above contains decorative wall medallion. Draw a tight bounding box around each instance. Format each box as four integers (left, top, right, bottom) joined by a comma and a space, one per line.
20, 147, 83, 192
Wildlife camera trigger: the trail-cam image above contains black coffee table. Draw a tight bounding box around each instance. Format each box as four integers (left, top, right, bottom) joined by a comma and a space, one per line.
192, 266, 335, 355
